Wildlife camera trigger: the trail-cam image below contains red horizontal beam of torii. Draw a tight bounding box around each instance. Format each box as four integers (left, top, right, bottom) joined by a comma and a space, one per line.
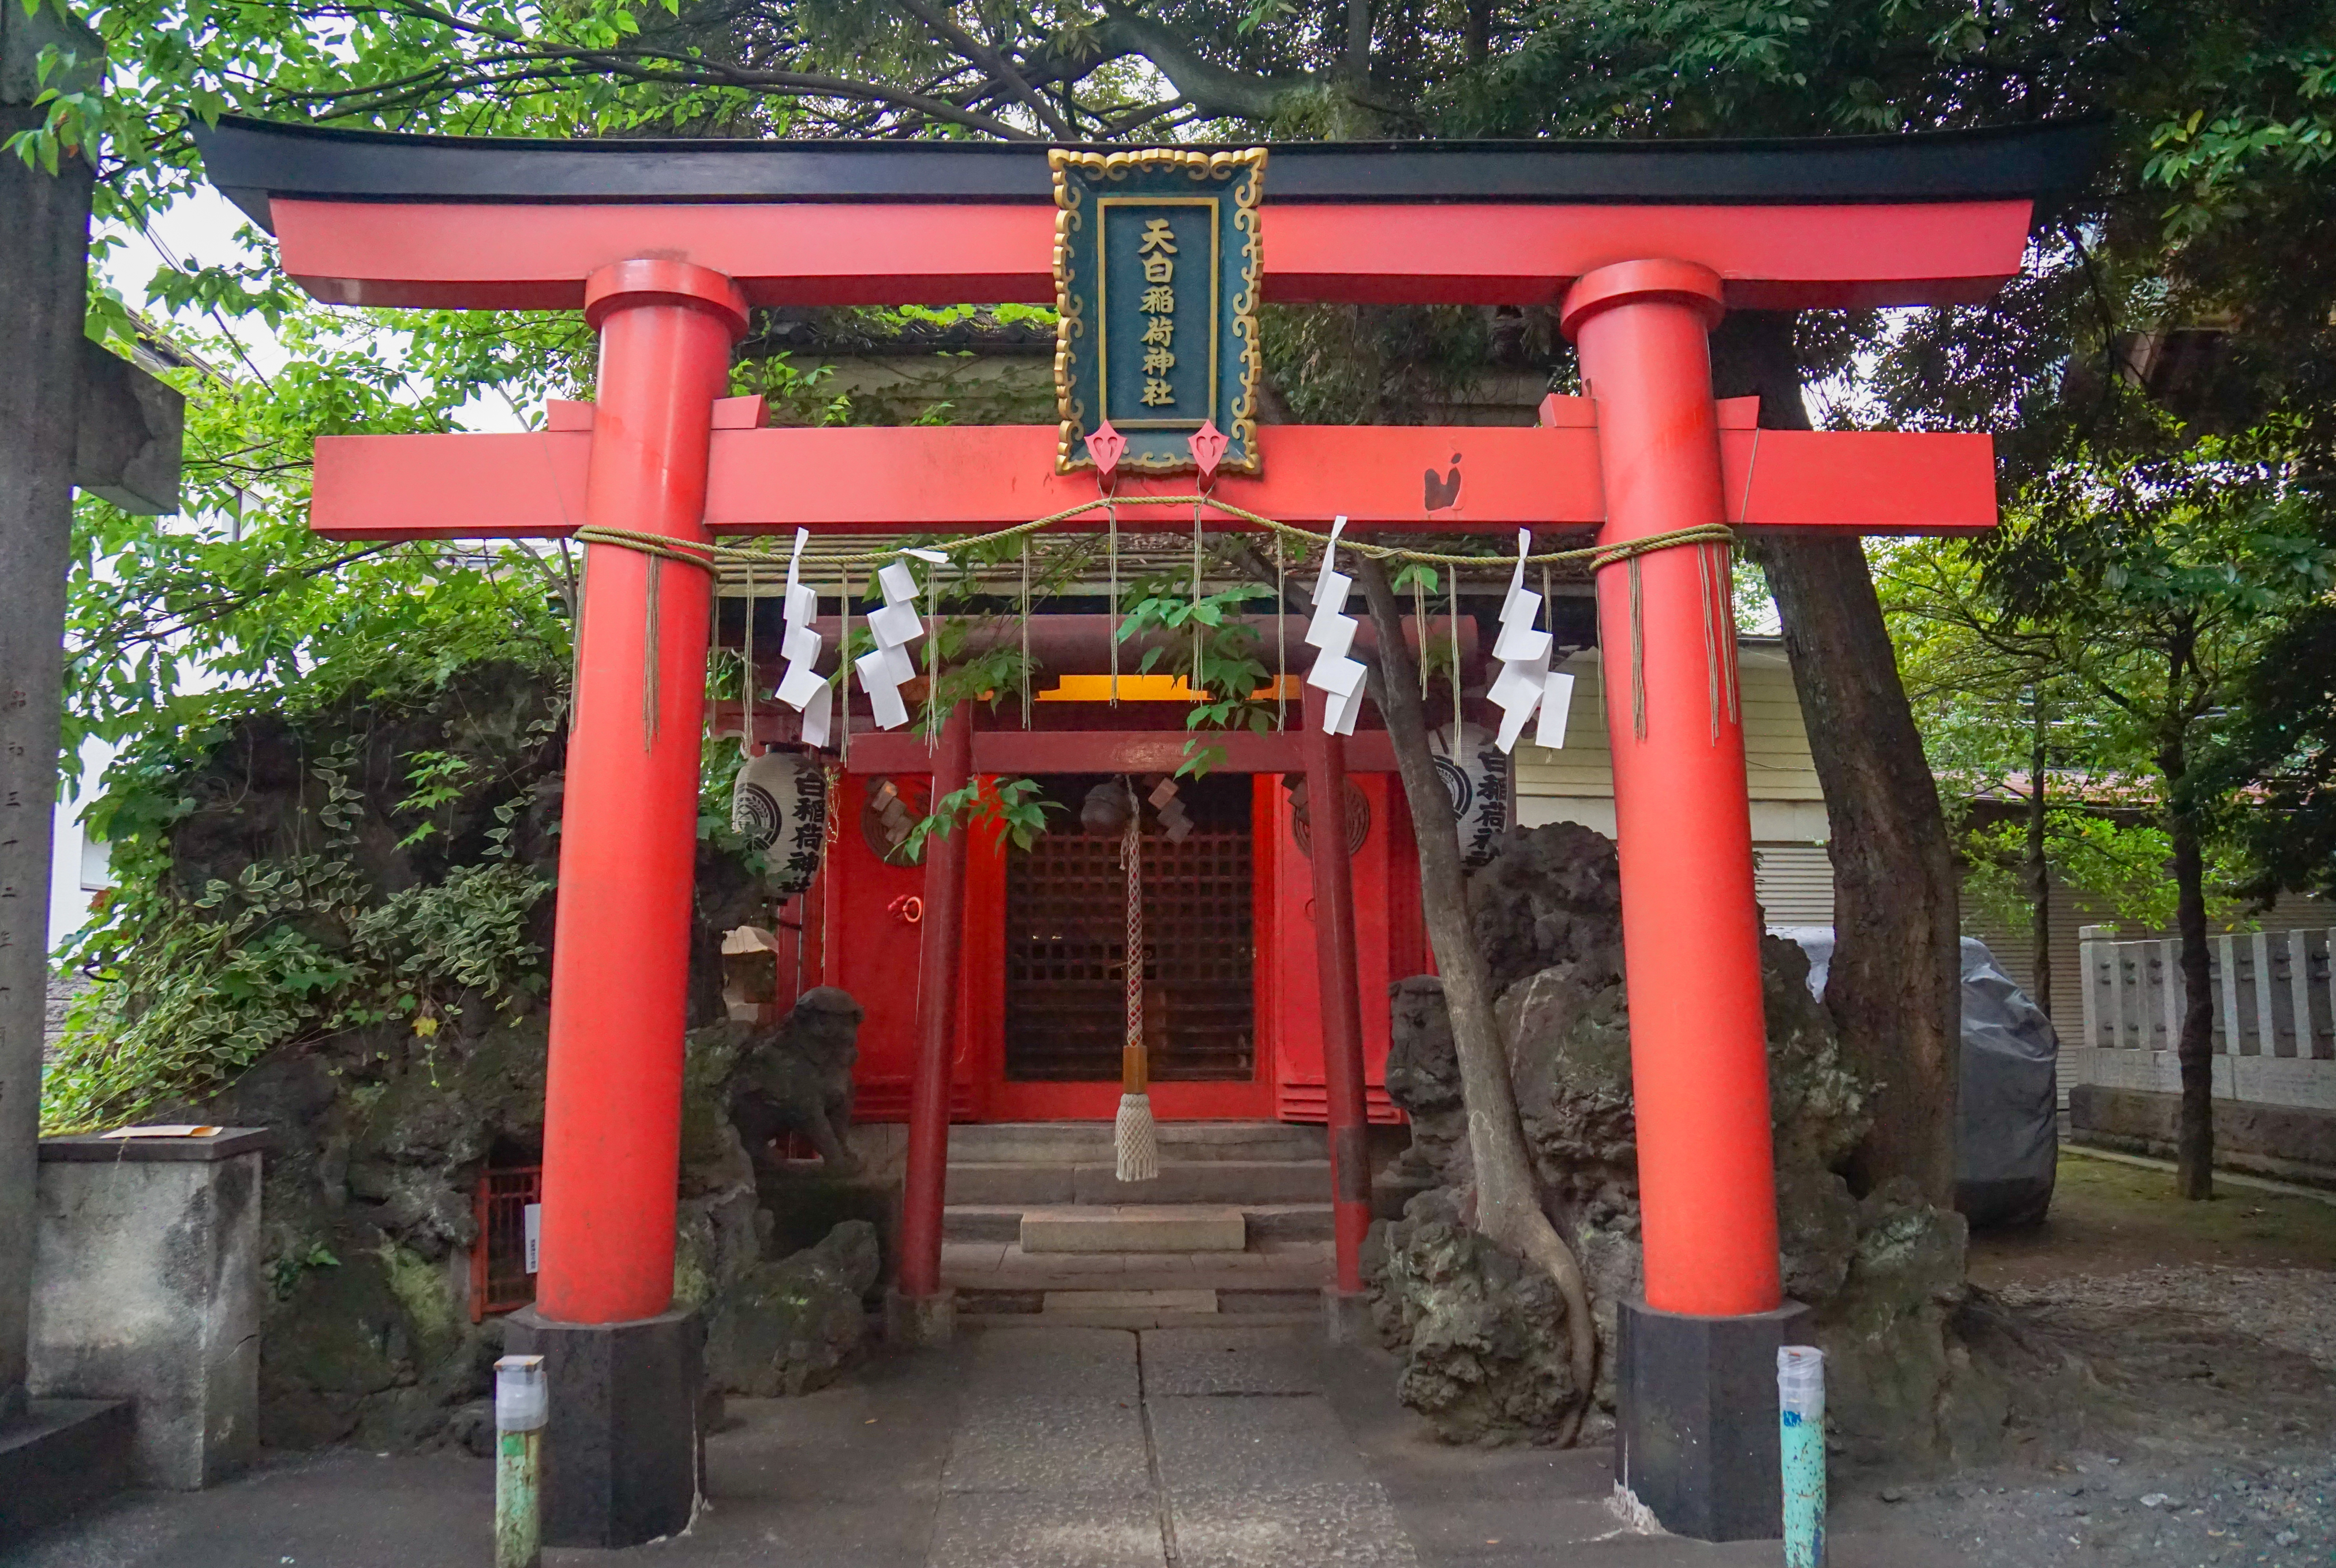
271, 197, 2034, 312
310, 420, 1998, 540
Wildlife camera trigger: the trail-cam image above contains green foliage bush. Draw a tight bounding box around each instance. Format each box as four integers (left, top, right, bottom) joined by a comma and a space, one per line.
46, 734, 556, 1133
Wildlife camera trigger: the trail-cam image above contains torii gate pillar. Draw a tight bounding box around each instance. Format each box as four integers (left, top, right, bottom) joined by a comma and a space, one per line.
504, 259, 748, 1550
1565, 260, 1806, 1540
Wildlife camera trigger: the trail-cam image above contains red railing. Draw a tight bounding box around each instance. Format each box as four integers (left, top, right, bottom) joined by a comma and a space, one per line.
469, 1164, 542, 1323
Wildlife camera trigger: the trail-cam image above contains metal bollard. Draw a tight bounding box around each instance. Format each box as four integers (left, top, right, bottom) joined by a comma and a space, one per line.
1777, 1345, 1826, 1568
494, 1354, 548, 1568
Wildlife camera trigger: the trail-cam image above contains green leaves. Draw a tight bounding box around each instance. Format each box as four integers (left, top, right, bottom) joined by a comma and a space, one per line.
898, 774, 1063, 861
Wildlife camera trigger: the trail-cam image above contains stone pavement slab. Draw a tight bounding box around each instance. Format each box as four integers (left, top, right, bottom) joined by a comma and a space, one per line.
942, 1394, 1154, 1494
1169, 1479, 1422, 1568
10, 1316, 1973, 1568
1143, 1323, 1323, 1395
926, 1489, 1165, 1567
1151, 1394, 1373, 1491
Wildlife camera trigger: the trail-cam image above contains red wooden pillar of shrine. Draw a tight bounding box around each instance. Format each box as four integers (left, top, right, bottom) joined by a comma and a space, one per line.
512, 259, 747, 1547
895, 702, 975, 1336
1301, 687, 1374, 1303
1563, 260, 1795, 1540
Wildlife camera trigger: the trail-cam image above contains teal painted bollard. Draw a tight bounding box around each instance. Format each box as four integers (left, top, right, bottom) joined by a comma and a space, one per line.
1777, 1345, 1825, 1567
495, 1354, 548, 1568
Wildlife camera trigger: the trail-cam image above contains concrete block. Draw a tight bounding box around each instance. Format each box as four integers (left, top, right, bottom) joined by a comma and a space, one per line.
0, 1399, 133, 1543
887, 1288, 958, 1346
1322, 1289, 1374, 1345
31, 1128, 267, 1489
1614, 1296, 1809, 1542
1020, 1204, 1246, 1254
2070, 1083, 2336, 1185
503, 1306, 703, 1548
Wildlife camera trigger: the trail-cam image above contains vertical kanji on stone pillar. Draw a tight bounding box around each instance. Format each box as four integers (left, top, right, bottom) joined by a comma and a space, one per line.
1563, 259, 1800, 1543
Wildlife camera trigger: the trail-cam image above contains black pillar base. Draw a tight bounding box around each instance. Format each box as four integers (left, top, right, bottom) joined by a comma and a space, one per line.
504, 1306, 703, 1548
1614, 1297, 1809, 1542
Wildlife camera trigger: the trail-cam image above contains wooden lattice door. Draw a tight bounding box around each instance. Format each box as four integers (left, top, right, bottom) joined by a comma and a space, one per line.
1004, 773, 1255, 1081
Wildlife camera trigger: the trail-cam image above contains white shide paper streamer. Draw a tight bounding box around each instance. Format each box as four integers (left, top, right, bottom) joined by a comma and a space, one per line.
770, 527, 833, 747
1485, 528, 1575, 754
1302, 516, 1368, 737
853, 549, 948, 731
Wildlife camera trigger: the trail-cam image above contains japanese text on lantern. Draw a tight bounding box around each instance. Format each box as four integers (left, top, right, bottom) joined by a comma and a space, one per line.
1137, 218, 1177, 408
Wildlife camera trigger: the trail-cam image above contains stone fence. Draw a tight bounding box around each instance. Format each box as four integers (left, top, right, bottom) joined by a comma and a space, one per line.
2071, 926, 2336, 1184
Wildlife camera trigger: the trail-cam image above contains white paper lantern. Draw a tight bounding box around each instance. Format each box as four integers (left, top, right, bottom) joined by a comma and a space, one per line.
1429, 721, 1511, 870
732, 748, 829, 896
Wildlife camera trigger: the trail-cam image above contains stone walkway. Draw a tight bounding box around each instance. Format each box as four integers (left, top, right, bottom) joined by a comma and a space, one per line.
12, 1323, 1964, 1568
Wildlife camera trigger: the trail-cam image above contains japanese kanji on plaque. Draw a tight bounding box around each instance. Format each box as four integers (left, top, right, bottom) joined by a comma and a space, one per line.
1050, 147, 1264, 476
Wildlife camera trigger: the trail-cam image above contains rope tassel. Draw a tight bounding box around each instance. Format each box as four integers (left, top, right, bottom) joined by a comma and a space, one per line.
1115, 799, 1159, 1184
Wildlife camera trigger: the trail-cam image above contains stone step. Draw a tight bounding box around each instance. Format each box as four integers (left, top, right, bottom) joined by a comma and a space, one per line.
948, 1120, 1327, 1166
956, 1286, 1323, 1329
1020, 1204, 1246, 1254
944, 1201, 1332, 1244
945, 1159, 1332, 1207
941, 1237, 1333, 1295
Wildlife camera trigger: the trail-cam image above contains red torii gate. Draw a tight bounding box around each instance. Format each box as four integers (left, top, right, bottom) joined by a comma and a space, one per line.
200, 116, 2091, 1548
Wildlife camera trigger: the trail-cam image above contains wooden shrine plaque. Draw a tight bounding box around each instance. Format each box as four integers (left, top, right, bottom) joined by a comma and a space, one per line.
1050, 147, 1265, 476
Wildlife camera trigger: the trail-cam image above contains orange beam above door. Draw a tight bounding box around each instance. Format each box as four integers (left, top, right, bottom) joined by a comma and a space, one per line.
841, 728, 1399, 776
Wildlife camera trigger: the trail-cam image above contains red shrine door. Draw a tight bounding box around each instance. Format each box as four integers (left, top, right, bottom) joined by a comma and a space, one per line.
819, 769, 1421, 1124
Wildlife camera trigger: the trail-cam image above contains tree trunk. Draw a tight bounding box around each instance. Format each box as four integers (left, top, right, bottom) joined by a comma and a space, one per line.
1714, 312, 1961, 1208
2028, 694, 2052, 1020
1354, 556, 1595, 1431
2162, 727, 2215, 1200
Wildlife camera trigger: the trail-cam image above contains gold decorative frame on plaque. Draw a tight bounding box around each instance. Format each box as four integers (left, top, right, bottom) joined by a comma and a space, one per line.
1049, 146, 1266, 476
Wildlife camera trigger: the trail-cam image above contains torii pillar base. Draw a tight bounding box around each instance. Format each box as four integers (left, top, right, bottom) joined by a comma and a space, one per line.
1613, 1298, 1809, 1541
504, 1307, 703, 1548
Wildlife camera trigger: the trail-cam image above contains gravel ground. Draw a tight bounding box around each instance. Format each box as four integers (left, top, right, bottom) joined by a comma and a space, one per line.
1866, 1448, 2334, 1568
1858, 1261, 2336, 1568
1995, 1264, 2336, 1374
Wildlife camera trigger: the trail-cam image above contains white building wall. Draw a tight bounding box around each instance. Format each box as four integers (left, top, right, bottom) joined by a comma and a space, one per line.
1513, 642, 1836, 926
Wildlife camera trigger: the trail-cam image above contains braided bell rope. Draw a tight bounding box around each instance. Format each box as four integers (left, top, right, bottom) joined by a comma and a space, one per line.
1115, 800, 1158, 1183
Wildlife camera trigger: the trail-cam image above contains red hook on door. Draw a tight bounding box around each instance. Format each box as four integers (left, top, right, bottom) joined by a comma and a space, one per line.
887, 893, 924, 925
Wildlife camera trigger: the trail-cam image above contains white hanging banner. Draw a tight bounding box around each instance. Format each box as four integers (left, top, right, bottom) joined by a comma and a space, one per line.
1302, 517, 1367, 737
772, 528, 833, 747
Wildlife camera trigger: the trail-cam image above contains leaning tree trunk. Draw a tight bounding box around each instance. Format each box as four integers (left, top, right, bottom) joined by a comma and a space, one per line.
2162, 727, 2216, 1200
1354, 556, 1596, 1432
1715, 313, 1961, 1208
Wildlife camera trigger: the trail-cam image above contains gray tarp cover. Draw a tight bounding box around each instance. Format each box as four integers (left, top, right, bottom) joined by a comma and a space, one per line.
1771, 928, 2060, 1228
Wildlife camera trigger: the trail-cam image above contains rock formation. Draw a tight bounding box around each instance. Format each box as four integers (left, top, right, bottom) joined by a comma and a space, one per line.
1371, 822, 2004, 1462
118, 666, 879, 1451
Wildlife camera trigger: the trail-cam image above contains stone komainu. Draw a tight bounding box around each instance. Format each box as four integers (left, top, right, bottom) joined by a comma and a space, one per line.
729, 987, 866, 1174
